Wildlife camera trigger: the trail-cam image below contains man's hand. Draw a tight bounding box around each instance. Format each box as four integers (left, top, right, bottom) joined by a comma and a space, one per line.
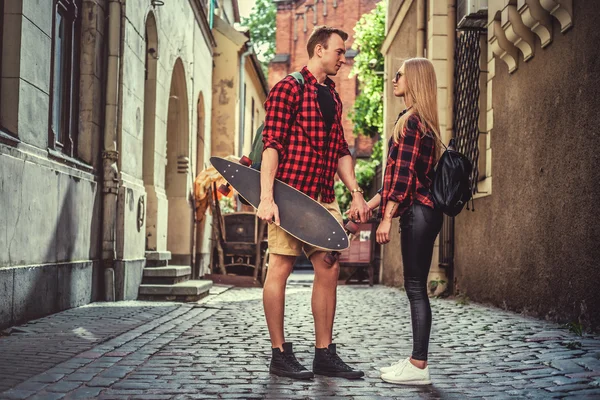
257, 197, 280, 225
347, 193, 371, 223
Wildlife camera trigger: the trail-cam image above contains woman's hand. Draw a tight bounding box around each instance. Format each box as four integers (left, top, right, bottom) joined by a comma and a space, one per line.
376, 218, 392, 244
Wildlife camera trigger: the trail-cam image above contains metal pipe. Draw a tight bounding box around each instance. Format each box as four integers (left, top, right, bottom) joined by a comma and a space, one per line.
446, 0, 456, 144
101, 0, 123, 301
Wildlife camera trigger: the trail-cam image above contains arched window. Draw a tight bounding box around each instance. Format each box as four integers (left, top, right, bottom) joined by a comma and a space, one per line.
49, 0, 81, 157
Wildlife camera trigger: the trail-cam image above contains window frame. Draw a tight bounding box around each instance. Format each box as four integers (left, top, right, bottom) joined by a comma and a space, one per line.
48, 0, 81, 158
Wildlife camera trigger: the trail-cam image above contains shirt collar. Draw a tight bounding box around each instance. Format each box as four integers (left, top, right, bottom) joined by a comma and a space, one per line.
301, 66, 336, 89
394, 107, 413, 124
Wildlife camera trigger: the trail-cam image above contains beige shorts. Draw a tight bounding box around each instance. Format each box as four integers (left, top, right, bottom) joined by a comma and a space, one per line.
267, 197, 344, 258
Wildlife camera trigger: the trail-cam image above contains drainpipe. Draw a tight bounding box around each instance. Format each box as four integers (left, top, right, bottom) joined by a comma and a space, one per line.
238, 44, 253, 156
445, 0, 457, 294
101, 0, 123, 301
447, 0, 456, 144
417, 0, 426, 57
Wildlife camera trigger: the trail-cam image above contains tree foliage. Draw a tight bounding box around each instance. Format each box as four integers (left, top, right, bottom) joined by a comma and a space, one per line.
335, 1, 385, 214
240, 0, 276, 75
335, 138, 383, 214
348, 1, 386, 138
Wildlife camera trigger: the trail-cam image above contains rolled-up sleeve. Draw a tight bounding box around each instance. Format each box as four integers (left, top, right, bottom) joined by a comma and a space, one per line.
337, 132, 351, 159
387, 116, 421, 211
262, 79, 300, 159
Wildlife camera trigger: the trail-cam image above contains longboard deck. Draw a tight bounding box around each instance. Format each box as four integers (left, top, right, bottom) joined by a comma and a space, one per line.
210, 157, 349, 251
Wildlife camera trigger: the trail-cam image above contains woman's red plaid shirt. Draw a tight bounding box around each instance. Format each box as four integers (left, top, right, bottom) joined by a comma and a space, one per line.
380, 113, 437, 219
262, 66, 351, 203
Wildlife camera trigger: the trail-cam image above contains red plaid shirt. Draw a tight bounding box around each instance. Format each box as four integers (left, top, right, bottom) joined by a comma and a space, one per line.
262, 66, 351, 203
380, 112, 436, 219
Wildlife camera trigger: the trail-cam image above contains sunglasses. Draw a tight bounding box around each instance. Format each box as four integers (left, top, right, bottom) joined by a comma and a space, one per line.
394, 71, 403, 82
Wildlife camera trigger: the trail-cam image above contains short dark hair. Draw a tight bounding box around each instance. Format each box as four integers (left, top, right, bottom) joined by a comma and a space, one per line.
306, 26, 349, 58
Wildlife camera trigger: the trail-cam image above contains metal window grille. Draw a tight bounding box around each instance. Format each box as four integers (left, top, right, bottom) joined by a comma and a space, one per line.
454, 30, 482, 194
439, 29, 483, 277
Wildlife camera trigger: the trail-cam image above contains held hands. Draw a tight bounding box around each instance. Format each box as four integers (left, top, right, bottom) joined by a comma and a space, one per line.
345, 193, 371, 223
257, 197, 280, 225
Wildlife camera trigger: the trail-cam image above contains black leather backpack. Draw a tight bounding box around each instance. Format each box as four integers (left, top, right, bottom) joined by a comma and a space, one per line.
431, 138, 473, 217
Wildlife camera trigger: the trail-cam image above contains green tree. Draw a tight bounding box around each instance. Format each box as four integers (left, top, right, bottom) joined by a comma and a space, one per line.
240, 0, 276, 75
335, 1, 386, 214
349, 0, 386, 138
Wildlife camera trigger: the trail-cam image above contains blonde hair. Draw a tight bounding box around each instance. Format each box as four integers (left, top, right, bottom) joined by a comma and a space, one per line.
393, 58, 442, 159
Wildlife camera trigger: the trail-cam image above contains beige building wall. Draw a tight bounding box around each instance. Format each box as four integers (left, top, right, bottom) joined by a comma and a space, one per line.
211, 17, 245, 158
121, 2, 214, 275
379, 0, 449, 291
211, 15, 267, 159
380, 0, 418, 287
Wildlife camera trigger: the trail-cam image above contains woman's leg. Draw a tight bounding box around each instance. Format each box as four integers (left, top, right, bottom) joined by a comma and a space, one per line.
400, 204, 443, 364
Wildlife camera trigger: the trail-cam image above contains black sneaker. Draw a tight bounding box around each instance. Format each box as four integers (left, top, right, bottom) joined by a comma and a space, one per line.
313, 343, 364, 379
269, 342, 314, 380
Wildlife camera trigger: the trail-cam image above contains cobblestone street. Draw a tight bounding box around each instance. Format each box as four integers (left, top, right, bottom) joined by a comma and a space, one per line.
1, 276, 599, 399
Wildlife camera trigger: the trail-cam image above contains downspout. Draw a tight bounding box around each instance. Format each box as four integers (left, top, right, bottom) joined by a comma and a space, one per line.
238, 44, 253, 156
416, 0, 426, 57
101, 0, 123, 301
447, 0, 456, 144
445, 0, 456, 294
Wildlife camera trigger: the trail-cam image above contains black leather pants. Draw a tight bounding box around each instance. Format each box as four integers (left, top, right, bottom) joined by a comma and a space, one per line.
400, 203, 443, 361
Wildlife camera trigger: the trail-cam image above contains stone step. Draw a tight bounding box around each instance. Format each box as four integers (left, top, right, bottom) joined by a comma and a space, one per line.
143, 265, 191, 278
138, 280, 213, 302
141, 265, 192, 285
145, 251, 172, 268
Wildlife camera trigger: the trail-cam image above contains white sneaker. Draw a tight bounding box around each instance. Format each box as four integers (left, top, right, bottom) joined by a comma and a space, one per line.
381, 359, 431, 385
379, 357, 409, 374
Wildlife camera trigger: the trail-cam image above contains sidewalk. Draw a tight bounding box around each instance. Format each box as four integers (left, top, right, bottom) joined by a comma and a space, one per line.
0, 279, 599, 399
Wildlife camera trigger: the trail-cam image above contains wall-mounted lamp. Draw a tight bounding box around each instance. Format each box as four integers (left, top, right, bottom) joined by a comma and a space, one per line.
151, 0, 165, 7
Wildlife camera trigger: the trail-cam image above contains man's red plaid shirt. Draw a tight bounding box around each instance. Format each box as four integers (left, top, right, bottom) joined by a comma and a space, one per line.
380, 112, 437, 219
262, 66, 351, 203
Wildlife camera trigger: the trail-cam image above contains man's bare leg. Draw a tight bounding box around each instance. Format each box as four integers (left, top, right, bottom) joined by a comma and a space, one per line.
311, 251, 339, 348
263, 253, 295, 350
310, 251, 364, 379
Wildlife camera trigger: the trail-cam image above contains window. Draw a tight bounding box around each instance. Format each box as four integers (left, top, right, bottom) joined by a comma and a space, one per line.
49, 0, 81, 157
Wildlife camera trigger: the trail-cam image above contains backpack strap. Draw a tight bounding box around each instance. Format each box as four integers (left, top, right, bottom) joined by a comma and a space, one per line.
286, 71, 305, 125
289, 71, 305, 86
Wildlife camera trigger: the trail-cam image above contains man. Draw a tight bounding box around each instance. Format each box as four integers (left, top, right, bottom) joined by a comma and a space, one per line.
257, 26, 371, 380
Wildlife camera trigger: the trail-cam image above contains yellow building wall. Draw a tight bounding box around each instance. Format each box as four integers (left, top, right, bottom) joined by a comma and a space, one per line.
241, 61, 267, 158
211, 17, 266, 159
211, 28, 241, 157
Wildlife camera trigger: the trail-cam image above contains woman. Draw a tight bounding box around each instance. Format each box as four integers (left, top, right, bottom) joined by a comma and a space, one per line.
368, 58, 443, 385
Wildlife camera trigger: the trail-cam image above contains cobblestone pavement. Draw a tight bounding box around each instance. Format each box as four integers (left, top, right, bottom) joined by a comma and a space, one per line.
1, 279, 599, 399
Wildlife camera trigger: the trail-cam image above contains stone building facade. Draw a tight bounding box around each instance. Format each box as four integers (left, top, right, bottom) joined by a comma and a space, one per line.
0, 0, 232, 329
381, 0, 599, 329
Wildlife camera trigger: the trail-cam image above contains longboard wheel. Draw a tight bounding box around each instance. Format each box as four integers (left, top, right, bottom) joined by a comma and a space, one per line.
345, 220, 359, 235
324, 251, 339, 266
240, 156, 252, 166
218, 183, 231, 195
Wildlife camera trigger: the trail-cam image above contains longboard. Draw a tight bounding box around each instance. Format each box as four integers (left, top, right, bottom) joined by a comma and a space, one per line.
210, 156, 349, 251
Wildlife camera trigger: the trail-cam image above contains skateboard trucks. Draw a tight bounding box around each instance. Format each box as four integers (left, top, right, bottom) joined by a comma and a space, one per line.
324, 220, 359, 265
218, 156, 253, 196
